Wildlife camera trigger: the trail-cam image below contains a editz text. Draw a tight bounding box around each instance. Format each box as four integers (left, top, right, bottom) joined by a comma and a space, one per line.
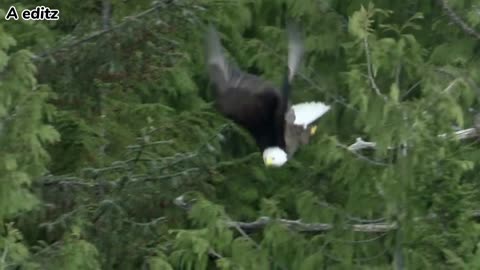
5, 6, 59, 21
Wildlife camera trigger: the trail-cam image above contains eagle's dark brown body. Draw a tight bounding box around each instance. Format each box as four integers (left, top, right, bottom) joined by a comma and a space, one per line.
213, 71, 287, 151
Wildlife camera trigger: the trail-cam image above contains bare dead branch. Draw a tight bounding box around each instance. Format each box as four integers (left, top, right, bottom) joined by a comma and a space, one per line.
348, 137, 377, 151
174, 195, 480, 234
348, 127, 479, 152
226, 216, 397, 233
438, 127, 478, 140
174, 195, 396, 233
338, 141, 388, 166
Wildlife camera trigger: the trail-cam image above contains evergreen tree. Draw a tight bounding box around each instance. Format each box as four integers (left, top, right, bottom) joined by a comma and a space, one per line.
3, 0, 480, 269
0, 12, 60, 269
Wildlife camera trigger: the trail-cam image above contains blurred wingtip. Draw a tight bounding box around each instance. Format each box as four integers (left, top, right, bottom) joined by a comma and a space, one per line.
286, 21, 304, 82
205, 24, 230, 91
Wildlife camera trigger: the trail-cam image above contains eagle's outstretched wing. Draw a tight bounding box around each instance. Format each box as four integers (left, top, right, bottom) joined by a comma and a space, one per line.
206, 25, 284, 150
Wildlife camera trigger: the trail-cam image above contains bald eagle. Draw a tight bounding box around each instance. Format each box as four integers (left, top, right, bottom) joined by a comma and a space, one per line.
206, 25, 330, 167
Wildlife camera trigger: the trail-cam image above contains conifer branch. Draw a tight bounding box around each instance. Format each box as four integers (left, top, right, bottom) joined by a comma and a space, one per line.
436, 0, 480, 40
32, 0, 177, 60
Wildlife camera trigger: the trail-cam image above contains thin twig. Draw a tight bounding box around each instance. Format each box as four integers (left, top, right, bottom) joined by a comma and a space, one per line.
208, 249, 223, 259
436, 0, 480, 40
1, 246, 8, 270
124, 216, 167, 227
401, 80, 422, 100
364, 37, 386, 100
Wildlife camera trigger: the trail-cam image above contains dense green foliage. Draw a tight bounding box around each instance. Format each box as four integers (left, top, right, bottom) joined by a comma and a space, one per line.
3, 0, 480, 269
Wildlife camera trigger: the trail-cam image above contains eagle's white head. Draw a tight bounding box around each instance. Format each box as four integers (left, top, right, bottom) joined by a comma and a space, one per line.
263, 147, 288, 167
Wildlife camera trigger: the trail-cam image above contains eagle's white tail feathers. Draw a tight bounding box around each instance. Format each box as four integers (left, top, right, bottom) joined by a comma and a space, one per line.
291, 102, 330, 128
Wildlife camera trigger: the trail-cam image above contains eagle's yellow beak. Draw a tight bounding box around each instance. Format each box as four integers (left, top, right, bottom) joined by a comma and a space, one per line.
310, 125, 317, 135
264, 157, 273, 166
